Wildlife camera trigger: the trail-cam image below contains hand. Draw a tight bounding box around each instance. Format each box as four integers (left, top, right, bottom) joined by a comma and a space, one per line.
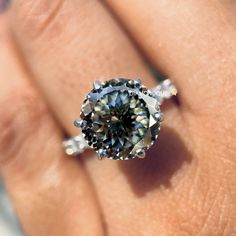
0, 1, 236, 235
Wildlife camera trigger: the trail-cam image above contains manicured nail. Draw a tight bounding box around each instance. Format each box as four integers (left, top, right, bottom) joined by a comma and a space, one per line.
0, 0, 10, 14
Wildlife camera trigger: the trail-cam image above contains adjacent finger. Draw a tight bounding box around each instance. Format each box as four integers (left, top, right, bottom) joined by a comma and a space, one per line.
104, 0, 236, 116
8, 1, 189, 235
0, 17, 104, 236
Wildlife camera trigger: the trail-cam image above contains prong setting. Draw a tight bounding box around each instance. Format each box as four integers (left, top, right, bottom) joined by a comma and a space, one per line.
134, 79, 141, 88
136, 149, 146, 159
74, 119, 87, 129
154, 112, 164, 122
93, 81, 103, 90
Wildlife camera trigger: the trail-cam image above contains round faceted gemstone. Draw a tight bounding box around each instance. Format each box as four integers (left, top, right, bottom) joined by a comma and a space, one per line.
92, 90, 149, 157
81, 78, 160, 160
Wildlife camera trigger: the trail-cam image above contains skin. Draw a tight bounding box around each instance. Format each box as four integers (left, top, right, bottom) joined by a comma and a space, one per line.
0, 0, 236, 235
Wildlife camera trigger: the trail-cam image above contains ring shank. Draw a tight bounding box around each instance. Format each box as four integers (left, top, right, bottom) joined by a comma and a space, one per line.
152, 79, 177, 104
63, 79, 177, 156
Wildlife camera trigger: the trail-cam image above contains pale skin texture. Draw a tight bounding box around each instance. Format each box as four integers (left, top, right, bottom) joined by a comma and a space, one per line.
0, 0, 236, 235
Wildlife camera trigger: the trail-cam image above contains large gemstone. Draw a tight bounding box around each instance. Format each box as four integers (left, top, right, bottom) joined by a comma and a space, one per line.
81, 78, 160, 160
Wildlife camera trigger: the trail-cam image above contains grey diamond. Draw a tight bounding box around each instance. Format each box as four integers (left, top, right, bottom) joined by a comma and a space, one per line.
80, 78, 161, 160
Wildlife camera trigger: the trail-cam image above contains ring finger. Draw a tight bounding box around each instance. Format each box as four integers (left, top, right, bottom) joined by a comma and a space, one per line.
8, 0, 184, 235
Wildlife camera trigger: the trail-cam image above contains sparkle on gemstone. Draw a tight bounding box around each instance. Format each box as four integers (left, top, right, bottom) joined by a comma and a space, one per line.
80, 78, 160, 160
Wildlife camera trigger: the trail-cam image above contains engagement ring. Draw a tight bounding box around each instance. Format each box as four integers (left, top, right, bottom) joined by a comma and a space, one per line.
63, 78, 177, 160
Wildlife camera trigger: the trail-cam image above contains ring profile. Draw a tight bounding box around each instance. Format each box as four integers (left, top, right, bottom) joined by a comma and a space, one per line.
63, 78, 177, 160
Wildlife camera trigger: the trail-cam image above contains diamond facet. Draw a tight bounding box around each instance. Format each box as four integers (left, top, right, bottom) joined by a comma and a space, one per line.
80, 78, 161, 160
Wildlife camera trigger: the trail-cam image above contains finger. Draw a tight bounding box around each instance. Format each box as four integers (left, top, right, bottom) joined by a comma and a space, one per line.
101, 1, 236, 234
8, 0, 236, 235
8, 0, 190, 235
9, 0, 166, 134
8, 0, 185, 170
103, 0, 236, 116
0, 17, 103, 236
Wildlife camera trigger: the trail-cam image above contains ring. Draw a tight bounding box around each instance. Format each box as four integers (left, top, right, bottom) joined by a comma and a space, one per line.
63, 78, 177, 160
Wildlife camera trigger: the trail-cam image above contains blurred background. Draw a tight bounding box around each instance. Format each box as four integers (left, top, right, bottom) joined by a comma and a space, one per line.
0, 0, 23, 235
0, 180, 23, 236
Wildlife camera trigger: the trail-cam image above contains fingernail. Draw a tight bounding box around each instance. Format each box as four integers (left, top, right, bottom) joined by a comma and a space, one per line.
0, 0, 10, 14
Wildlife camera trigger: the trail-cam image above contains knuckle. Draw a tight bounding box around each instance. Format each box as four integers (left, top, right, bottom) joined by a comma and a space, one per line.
12, 0, 65, 39
0, 85, 49, 164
